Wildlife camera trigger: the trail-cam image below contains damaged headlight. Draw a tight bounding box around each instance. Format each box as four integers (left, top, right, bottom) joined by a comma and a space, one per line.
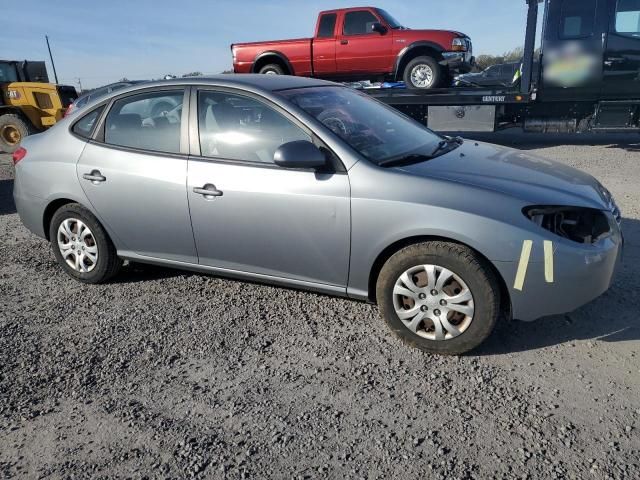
523, 206, 615, 244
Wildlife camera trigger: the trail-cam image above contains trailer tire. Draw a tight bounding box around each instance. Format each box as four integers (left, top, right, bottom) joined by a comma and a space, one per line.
403, 56, 443, 89
0, 114, 35, 153
258, 64, 285, 75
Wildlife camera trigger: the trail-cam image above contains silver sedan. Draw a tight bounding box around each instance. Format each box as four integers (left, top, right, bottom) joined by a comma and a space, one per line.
12, 75, 623, 355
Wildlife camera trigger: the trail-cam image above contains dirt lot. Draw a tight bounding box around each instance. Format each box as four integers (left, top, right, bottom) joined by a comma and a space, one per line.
1, 133, 639, 479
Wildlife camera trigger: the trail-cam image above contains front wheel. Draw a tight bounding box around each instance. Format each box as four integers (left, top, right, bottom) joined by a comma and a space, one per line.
403, 56, 443, 89
376, 242, 500, 355
49, 203, 122, 284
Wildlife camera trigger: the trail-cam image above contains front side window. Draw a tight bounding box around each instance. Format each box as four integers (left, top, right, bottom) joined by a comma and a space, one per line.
615, 0, 640, 36
317, 13, 337, 38
559, 0, 596, 38
198, 90, 311, 164
343, 10, 379, 35
73, 105, 105, 139
104, 90, 183, 154
279, 86, 441, 165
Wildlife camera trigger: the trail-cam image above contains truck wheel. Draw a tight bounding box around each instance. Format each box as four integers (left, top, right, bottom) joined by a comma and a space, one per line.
258, 64, 285, 75
403, 56, 443, 89
376, 241, 500, 355
0, 114, 35, 153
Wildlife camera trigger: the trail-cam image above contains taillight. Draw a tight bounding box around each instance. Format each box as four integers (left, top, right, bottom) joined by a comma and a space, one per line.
452, 38, 468, 52
63, 104, 74, 117
12, 147, 27, 165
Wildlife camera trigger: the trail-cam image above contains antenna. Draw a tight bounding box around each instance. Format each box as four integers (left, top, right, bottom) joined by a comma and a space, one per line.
45, 35, 59, 84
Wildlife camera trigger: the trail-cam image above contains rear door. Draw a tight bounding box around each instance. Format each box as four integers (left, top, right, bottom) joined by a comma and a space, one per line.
186, 87, 351, 287
76, 87, 197, 263
336, 9, 392, 74
602, 0, 640, 98
313, 12, 338, 75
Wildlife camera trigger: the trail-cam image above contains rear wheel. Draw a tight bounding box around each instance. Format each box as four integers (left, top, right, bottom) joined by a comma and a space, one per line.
258, 64, 285, 75
376, 241, 500, 355
49, 203, 122, 284
0, 114, 35, 153
403, 56, 443, 89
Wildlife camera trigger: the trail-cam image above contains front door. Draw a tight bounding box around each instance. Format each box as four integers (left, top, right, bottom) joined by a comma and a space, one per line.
540, 0, 608, 101
602, 0, 640, 98
336, 9, 392, 74
77, 88, 197, 263
187, 88, 350, 287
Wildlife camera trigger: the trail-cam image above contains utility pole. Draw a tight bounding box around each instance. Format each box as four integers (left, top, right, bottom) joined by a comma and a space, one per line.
75, 77, 83, 92
45, 35, 59, 84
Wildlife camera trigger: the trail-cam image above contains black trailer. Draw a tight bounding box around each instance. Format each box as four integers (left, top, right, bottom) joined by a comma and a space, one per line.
366, 0, 640, 134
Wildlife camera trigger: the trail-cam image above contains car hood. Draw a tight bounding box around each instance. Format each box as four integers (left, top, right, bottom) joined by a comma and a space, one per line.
395, 141, 610, 209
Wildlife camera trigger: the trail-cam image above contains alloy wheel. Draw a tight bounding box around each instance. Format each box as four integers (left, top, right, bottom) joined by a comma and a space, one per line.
410, 64, 434, 88
57, 218, 99, 273
392, 264, 475, 341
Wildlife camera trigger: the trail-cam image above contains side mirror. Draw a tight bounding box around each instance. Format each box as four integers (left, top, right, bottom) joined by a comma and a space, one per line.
274, 140, 326, 169
371, 22, 387, 34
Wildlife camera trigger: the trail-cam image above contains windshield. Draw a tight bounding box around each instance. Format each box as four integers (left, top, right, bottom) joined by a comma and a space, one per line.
279, 86, 441, 165
0, 62, 19, 83
376, 8, 403, 29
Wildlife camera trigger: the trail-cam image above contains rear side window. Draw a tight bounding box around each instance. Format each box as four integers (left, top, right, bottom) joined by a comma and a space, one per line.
559, 0, 596, 38
197, 90, 311, 164
104, 90, 183, 154
615, 0, 640, 36
72, 105, 105, 139
317, 13, 337, 38
343, 10, 378, 35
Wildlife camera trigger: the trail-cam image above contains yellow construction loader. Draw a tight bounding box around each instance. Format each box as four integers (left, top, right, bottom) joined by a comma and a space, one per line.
0, 60, 77, 153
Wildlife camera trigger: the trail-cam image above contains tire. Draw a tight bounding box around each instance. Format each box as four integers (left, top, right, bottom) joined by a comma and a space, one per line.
258, 64, 285, 75
376, 241, 500, 355
49, 203, 122, 284
403, 56, 443, 89
0, 114, 36, 154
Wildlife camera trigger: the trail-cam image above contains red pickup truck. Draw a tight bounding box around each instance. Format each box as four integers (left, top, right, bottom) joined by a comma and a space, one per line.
231, 7, 473, 89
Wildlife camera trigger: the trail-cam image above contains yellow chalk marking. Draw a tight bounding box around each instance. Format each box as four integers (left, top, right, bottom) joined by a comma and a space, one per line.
544, 240, 554, 283
514, 240, 533, 291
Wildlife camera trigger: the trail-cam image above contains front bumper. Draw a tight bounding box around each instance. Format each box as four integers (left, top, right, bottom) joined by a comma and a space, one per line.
493, 233, 622, 322
441, 51, 475, 74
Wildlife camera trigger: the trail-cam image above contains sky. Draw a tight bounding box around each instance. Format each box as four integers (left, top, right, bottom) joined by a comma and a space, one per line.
1, 0, 538, 90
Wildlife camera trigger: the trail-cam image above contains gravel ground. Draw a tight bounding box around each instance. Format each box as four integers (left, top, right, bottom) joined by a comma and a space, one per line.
1, 132, 639, 479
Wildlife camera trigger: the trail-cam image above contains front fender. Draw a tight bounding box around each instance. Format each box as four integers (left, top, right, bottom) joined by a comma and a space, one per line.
394, 41, 445, 79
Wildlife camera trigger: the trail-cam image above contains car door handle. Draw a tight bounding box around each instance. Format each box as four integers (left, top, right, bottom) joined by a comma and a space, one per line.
340, 39, 349, 45
604, 57, 625, 66
193, 184, 223, 198
82, 170, 106, 183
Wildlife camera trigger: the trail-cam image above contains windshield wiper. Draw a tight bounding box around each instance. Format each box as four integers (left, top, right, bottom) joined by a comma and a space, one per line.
377, 137, 463, 168
377, 153, 436, 168
429, 136, 463, 157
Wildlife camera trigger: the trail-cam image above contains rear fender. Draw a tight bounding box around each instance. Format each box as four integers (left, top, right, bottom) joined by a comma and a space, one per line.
251, 51, 295, 75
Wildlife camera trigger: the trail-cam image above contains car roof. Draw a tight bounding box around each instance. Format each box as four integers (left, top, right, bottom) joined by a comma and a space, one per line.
70, 74, 341, 116
76, 80, 147, 101
136, 74, 336, 92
